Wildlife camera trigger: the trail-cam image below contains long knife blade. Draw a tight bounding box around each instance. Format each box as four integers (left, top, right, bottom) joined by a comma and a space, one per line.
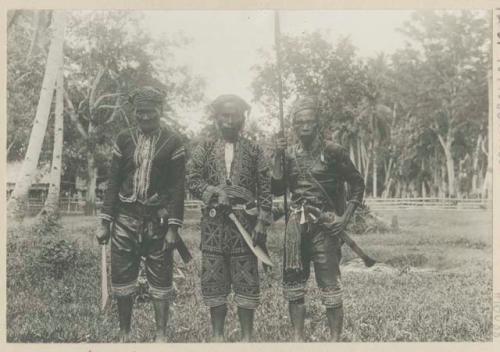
101, 244, 109, 310
228, 213, 274, 267
304, 205, 376, 267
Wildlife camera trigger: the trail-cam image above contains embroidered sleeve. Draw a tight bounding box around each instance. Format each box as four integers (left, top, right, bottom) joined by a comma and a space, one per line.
255, 145, 273, 225
100, 134, 125, 221
163, 136, 186, 227
327, 143, 365, 205
187, 141, 218, 205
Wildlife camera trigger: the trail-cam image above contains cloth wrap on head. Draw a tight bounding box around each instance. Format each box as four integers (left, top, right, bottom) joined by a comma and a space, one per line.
130, 86, 165, 112
289, 96, 319, 121
210, 94, 251, 115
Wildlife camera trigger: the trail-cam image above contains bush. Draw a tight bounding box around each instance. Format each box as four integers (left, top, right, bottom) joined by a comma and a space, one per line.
38, 238, 78, 279
31, 214, 79, 279
347, 202, 392, 234
8, 216, 79, 282
32, 213, 63, 237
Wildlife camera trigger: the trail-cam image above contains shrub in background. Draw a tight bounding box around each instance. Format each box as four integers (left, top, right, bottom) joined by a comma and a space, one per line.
38, 238, 78, 279
347, 202, 392, 234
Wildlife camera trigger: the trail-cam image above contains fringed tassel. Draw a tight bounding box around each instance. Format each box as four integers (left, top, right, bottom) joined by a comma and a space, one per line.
284, 213, 303, 272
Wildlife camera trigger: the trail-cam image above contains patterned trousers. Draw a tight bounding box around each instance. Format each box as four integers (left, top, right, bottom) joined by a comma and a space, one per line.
110, 203, 175, 301
283, 212, 343, 308
199, 208, 260, 309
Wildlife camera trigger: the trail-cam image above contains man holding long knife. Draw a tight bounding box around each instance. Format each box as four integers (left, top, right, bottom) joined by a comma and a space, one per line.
96, 86, 187, 342
187, 94, 273, 342
272, 96, 366, 342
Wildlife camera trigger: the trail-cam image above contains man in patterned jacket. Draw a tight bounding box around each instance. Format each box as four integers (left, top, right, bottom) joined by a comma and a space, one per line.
187, 94, 272, 342
272, 96, 365, 342
96, 86, 186, 342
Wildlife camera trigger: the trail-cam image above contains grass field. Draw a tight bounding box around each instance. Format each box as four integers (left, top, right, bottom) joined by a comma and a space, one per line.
6, 209, 492, 342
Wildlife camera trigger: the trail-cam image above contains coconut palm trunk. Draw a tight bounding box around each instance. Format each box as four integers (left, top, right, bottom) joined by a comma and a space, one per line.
39, 66, 64, 217
7, 11, 66, 219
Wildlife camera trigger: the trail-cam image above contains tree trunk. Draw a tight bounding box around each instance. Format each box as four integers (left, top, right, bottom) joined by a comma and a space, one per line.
433, 154, 442, 197
7, 11, 66, 219
396, 180, 402, 198
360, 140, 370, 186
437, 133, 456, 198
471, 134, 483, 196
25, 11, 41, 64
85, 151, 98, 216
356, 138, 362, 177
382, 157, 394, 196
372, 146, 377, 197
382, 178, 394, 198
439, 163, 447, 197
349, 142, 356, 169
39, 67, 64, 217
444, 146, 456, 198
483, 69, 493, 199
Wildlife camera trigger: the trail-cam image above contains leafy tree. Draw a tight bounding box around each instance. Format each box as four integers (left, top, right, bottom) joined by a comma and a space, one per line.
394, 10, 489, 197
251, 10, 489, 199
7, 10, 205, 217
252, 32, 368, 152
7, 10, 48, 161
63, 11, 204, 214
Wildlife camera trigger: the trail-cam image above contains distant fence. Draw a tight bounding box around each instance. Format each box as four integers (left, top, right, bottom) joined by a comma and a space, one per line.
364, 197, 490, 211
186, 198, 490, 212
21, 197, 489, 216
24, 198, 89, 216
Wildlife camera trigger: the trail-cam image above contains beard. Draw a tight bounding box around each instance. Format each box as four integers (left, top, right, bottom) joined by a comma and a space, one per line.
138, 119, 160, 134
296, 127, 318, 148
217, 122, 243, 142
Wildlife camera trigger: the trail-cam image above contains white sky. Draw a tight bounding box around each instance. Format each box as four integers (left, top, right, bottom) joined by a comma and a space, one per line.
142, 10, 414, 133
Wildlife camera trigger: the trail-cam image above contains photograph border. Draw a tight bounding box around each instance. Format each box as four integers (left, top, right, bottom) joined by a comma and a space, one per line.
1, 1, 499, 351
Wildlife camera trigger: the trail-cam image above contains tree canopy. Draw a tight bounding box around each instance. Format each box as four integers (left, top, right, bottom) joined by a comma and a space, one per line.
251, 10, 490, 198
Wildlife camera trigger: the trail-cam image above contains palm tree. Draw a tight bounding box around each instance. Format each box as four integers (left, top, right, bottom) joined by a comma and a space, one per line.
356, 98, 392, 197
39, 66, 64, 217
8, 11, 66, 219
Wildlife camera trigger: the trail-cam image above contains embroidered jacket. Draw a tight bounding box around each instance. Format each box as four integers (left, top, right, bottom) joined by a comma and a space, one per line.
100, 125, 186, 227
187, 137, 273, 224
272, 141, 365, 215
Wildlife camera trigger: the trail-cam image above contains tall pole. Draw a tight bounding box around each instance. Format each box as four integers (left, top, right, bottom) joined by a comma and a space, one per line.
274, 11, 288, 223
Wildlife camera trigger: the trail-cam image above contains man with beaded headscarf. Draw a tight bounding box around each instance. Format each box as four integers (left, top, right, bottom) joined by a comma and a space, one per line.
187, 94, 272, 342
96, 86, 186, 342
272, 96, 365, 341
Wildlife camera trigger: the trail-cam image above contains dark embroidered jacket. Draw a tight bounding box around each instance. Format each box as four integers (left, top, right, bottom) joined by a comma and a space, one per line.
100, 125, 186, 227
272, 141, 365, 215
187, 137, 272, 224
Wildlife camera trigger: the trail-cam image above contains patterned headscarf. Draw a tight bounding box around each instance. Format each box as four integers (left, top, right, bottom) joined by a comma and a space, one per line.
209, 94, 251, 117
289, 96, 319, 122
129, 86, 166, 111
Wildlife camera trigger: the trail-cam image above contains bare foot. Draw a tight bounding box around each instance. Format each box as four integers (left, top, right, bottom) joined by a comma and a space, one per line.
119, 332, 132, 343
241, 335, 252, 343
154, 334, 168, 343
211, 334, 225, 343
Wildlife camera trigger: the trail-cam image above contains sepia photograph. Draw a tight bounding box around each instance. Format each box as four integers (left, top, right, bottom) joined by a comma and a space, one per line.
4, 7, 494, 344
